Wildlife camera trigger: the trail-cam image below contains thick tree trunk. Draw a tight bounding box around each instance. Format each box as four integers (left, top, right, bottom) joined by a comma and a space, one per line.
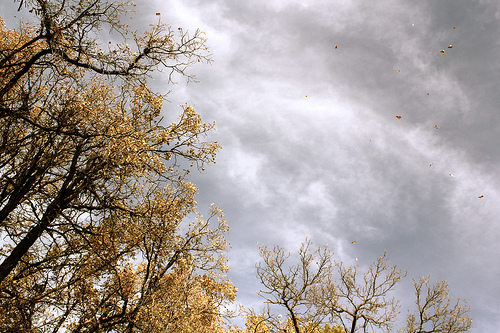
0, 196, 67, 283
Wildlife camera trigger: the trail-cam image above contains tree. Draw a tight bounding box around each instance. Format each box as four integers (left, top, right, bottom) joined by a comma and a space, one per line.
322, 252, 405, 333
251, 240, 472, 333
0, 0, 235, 332
254, 239, 333, 333
399, 276, 473, 333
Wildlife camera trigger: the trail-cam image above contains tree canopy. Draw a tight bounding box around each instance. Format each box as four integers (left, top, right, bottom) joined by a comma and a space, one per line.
0, 1, 235, 332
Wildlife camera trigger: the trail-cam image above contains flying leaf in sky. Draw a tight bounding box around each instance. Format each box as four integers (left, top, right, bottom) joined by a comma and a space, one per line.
453, 26, 456, 29
156, 12, 160, 15
449, 173, 455, 177
335, 44, 338, 49
478, 195, 484, 198
440, 50, 446, 55
397, 70, 400, 73
427, 93, 430, 95
396, 116, 402, 119
351, 241, 356, 244
429, 162, 434, 167
435, 124, 439, 129
448, 45, 453, 48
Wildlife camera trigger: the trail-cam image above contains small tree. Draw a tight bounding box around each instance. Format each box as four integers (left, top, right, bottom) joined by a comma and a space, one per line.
399, 276, 473, 333
322, 252, 406, 333
255, 239, 333, 333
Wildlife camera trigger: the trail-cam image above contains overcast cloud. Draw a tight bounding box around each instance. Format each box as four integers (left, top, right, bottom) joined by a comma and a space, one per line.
2, 0, 500, 331
150, 0, 500, 331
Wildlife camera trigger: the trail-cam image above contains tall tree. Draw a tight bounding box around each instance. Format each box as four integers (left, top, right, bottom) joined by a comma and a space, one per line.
0, 0, 235, 332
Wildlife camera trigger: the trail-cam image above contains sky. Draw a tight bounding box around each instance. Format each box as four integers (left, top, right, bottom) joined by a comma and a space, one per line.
2, 0, 500, 331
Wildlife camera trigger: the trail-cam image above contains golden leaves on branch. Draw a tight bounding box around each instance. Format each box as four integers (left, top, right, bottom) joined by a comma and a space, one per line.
129, 204, 234, 332
158, 104, 221, 169
0, 3, 227, 332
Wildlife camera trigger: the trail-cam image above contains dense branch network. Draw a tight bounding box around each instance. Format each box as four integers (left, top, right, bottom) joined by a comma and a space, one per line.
0, 1, 232, 332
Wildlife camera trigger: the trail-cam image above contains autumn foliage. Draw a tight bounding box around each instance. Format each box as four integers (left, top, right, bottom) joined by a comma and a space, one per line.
0, 0, 234, 332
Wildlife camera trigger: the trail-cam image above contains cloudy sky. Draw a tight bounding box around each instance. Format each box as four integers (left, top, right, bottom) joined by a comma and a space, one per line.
3, 0, 500, 331
148, 0, 499, 331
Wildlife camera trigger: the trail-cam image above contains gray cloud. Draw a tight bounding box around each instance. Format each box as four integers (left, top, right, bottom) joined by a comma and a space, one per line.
166, 1, 500, 331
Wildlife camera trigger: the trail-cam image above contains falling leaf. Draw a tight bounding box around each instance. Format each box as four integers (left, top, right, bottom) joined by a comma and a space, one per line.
440, 50, 446, 55
449, 173, 455, 177
335, 44, 338, 49
303, 95, 308, 98
478, 195, 484, 198
156, 12, 160, 15
396, 116, 402, 119
369, 139, 372, 143
355, 258, 358, 261
397, 70, 400, 73
434, 124, 439, 129
429, 162, 434, 167
351, 241, 356, 244
448, 45, 453, 48
453, 26, 456, 29
427, 93, 430, 95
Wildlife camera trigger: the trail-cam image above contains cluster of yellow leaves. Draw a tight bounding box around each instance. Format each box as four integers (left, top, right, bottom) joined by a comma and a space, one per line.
135, 267, 237, 333
230, 314, 346, 333
0, 17, 45, 86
